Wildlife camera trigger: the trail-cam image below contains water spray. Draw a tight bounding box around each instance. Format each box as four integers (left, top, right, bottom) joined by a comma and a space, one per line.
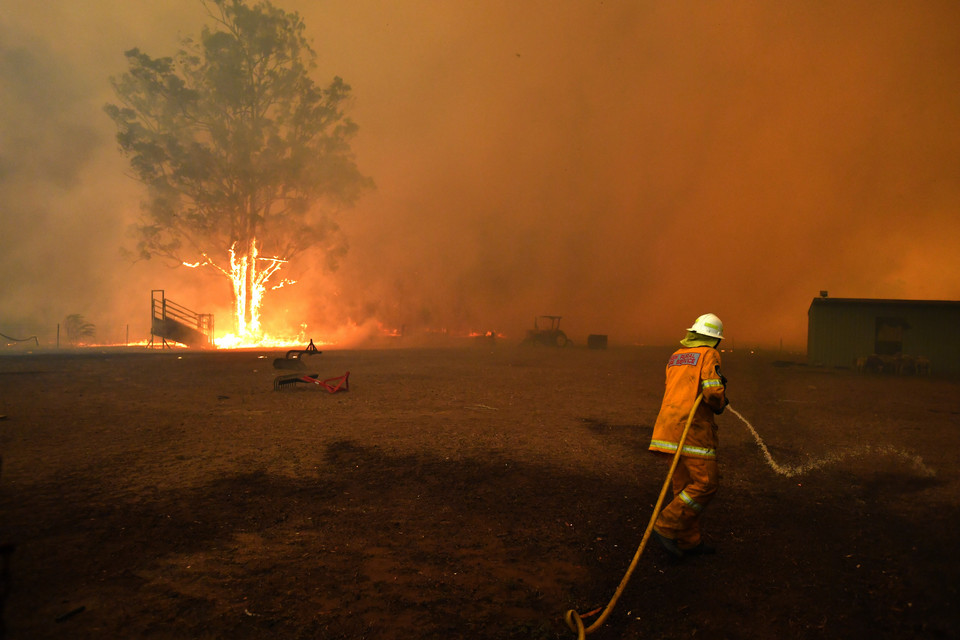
562, 400, 936, 639
727, 405, 936, 478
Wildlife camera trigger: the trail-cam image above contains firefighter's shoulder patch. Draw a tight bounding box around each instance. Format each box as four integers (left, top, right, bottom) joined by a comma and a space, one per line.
668, 352, 701, 367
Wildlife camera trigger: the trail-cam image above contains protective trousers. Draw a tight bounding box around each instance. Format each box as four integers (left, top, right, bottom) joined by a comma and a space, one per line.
653, 454, 718, 550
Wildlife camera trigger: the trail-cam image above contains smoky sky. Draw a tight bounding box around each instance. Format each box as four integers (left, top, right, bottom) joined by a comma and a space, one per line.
2, 1, 959, 348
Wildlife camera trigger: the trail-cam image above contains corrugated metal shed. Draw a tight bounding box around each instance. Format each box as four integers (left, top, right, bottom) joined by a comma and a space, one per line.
807, 296, 960, 374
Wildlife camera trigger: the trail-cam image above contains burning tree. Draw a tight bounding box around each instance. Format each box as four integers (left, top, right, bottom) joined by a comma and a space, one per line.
105, 0, 371, 342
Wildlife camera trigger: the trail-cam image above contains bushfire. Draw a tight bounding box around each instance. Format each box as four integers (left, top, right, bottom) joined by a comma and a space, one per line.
184, 238, 296, 348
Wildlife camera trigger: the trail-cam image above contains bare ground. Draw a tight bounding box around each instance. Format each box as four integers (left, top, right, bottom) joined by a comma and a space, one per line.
0, 343, 957, 639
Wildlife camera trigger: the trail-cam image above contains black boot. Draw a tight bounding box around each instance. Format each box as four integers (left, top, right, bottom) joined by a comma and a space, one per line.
682, 541, 716, 556
653, 530, 684, 558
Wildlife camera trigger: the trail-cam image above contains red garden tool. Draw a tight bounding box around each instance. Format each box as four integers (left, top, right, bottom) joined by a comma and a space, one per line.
273, 371, 349, 393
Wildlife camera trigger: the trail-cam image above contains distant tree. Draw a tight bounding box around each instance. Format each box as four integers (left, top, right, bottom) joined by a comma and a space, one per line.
104, 0, 371, 340
64, 314, 96, 345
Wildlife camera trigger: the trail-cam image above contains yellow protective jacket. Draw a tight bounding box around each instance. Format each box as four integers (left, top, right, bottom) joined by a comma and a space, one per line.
649, 346, 727, 459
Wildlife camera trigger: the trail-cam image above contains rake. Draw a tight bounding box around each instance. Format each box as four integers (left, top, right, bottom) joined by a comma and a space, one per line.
273, 371, 349, 393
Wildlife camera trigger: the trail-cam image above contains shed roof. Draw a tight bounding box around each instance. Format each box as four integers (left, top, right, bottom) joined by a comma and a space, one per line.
808, 297, 960, 311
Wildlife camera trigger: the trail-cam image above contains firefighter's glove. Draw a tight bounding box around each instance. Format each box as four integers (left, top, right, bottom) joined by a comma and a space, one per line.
712, 396, 729, 415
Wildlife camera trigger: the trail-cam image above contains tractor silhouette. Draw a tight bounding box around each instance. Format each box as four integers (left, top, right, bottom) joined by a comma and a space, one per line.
522, 315, 569, 347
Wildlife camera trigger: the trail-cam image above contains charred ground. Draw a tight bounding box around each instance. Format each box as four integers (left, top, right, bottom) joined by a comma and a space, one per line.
0, 345, 957, 639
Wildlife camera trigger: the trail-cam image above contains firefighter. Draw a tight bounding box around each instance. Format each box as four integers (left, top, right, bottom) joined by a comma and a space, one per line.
649, 313, 728, 558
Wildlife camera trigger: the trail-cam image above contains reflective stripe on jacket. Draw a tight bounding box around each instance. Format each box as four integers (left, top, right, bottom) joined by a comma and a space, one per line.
649, 346, 726, 460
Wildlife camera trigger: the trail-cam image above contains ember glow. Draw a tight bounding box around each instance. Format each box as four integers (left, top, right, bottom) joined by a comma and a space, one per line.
214, 330, 316, 350
183, 239, 293, 347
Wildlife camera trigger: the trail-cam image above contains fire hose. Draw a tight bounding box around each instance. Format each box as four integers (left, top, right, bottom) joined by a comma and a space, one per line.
563, 394, 934, 638
563, 393, 703, 639
0, 332, 38, 346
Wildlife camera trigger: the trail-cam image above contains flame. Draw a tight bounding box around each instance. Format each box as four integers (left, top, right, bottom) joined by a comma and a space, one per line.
214, 319, 391, 349
182, 238, 289, 346
228, 239, 287, 339
214, 332, 321, 349
56, 324, 508, 351
468, 330, 504, 338
174, 241, 472, 350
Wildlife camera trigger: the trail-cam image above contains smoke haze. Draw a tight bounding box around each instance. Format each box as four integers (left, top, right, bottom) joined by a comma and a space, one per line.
3, 1, 959, 349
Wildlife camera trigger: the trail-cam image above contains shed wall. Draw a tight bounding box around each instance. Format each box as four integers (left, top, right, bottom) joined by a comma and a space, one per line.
807, 299, 960, 374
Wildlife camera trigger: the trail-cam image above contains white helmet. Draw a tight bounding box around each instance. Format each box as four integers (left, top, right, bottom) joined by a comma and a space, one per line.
687, 313, 724, 340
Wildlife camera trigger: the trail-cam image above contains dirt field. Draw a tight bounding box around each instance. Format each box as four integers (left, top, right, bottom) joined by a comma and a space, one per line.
1, 343, 957, 639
